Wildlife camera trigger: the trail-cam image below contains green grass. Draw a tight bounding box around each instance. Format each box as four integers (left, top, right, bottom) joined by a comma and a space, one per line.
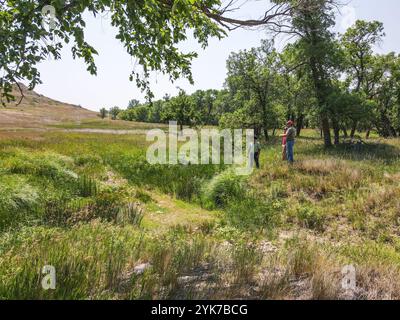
51, 119, 168, 130
1, 127, 400, 299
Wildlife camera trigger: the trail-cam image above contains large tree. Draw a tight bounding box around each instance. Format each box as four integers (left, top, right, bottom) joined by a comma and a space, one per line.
370, 53, 400, 137
0, 0, 301, 105
279, 44, 318, 136
161, 88, 197, 130
341, 20, 385, 137
270, 0, 344, 147
224, 40, 282, 141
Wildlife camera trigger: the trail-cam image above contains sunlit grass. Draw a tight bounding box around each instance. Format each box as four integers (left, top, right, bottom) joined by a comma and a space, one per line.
1, 127, 400, 299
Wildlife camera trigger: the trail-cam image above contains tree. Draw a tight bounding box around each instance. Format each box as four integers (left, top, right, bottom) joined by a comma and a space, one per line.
161, 89, 197, 130
99, 107, 107, 119
1, 0, 300, 105
271, 0, 344, 147
147, 100, 164, 123
326, 83, 374, 142
370, 53, 400, 137
342, 20, 385, 137
109, 106, 121, 120
119, 104, 150, 122
127, 99, 140, 109
225, 40, 282, 141
280, 44, 318, 136
192, 89, 219, 125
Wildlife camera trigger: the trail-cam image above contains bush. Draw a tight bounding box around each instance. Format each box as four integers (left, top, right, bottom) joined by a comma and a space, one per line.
201, 170, 245, 210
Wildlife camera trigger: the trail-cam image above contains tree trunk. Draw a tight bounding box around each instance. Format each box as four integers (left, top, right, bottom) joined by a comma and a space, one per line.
366, 129, 371, 139
390, 126, 398, 137
308, 54, 332, 147
264, 128, 269, 143
342, 127, 348, 138
350, 121, 357, 139
380, 112, 393, 137
296, 114, 304, 137
321, 116, 332, 147
332, 119, 340, 145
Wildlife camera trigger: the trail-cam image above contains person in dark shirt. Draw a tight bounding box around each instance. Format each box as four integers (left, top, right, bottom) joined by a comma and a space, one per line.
253, 136, 261, 169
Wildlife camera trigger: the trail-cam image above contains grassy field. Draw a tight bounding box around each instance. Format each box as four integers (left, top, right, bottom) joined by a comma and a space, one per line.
1, 123, 400, 300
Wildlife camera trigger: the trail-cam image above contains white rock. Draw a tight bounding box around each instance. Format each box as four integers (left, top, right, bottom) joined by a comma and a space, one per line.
133, 263, 151, 275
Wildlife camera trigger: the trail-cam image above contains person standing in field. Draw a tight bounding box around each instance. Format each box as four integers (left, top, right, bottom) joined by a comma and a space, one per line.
285, 120, 296, 164
280, 126, 288, 161
253, 136, 261, 169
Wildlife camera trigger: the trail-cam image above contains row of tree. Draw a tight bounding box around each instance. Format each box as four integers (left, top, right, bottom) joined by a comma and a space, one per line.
103, 15, 400, 146
101, 89, 226, 130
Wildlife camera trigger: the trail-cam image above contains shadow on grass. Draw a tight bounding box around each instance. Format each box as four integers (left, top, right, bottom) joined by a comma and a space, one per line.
302, 140, 400, 163
297, 135, 323, 141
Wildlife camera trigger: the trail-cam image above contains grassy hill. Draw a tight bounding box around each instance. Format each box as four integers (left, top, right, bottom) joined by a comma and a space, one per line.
0, 84, 97, 129
0, 84, 169, 131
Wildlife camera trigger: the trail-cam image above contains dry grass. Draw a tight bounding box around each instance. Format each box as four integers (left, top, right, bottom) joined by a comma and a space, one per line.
294, 159, 346, 175
0, 84, 96, 129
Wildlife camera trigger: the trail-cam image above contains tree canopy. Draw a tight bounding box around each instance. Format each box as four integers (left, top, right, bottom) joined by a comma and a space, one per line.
0, 0, 302, 104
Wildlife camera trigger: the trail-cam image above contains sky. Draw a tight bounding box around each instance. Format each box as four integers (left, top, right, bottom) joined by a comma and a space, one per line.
33, 0, 400, 111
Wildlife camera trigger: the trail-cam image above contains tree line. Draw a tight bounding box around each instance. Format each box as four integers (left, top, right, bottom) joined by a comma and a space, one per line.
103, 17, 400, 146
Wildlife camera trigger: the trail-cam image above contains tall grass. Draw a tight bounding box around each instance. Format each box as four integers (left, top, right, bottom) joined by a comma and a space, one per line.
2, 129, 400, 299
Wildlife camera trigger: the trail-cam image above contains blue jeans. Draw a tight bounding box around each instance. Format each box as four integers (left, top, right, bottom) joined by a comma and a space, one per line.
286, 140, 295, 163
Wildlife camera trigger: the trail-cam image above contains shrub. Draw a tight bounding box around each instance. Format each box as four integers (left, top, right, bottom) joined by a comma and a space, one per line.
201, 170, 245, 210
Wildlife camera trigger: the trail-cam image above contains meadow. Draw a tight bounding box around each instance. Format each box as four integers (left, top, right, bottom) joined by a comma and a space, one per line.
1, 125, 400, 300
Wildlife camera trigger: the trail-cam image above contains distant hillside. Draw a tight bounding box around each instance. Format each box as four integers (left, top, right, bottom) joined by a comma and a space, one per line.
0, 84, 97, 128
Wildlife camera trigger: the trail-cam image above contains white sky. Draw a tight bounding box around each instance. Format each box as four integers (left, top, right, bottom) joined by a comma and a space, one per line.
33, 0, 400, 111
